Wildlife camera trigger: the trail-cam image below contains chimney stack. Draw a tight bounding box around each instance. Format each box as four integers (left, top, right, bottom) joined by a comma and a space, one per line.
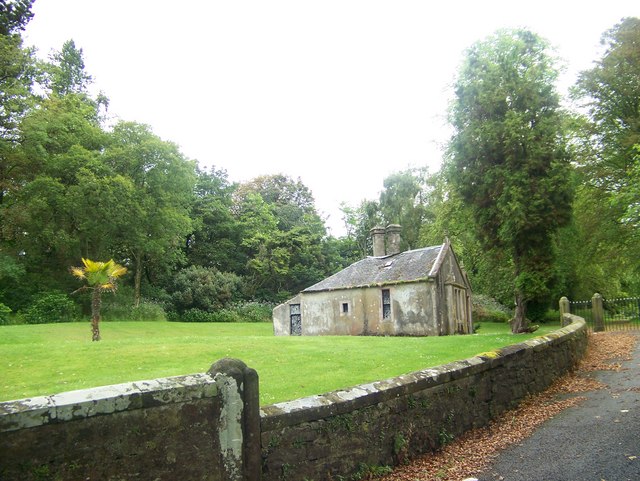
385, 224, 402, 256
370, 226, 386, 257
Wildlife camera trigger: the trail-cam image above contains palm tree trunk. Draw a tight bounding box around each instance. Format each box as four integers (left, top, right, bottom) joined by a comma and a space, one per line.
91, 288, 102, 341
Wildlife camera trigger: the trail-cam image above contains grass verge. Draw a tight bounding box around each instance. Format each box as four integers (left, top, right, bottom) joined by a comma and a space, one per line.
0, 321, 558, 405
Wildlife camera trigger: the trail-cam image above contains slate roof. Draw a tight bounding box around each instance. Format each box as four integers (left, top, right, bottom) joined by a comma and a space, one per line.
303, 244, 444, 293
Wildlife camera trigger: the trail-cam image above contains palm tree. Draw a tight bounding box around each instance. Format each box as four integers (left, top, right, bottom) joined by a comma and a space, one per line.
70, 258, 127, 341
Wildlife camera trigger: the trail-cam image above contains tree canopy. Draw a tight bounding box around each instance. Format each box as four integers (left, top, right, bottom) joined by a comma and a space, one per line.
1, 6, 639, 325
448, 29, 573, 332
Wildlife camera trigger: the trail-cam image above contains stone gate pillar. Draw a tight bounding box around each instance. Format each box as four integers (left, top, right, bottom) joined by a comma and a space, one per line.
559, 296, 570, 326
592, 293, 605, 332
208, 358, 261, 481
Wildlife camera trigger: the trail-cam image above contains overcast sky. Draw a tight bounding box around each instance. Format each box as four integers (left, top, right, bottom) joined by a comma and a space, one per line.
23, 1, 640, 236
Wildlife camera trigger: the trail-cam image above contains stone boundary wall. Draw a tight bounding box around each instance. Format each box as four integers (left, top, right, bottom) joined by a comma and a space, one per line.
0, 317, 587, 481
0, 358, 260, 481
260, 315, 587, 480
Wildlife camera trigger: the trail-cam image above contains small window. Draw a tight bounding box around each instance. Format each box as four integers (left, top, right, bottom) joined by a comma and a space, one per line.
382, 289, 391, 320
342, 302, 349, 314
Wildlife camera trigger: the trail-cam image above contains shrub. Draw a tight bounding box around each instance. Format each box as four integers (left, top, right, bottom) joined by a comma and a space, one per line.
472, 294, 511, 323
96, 285, 167, 321
169, 266, 243, 314
537, 309, 561, 324
0, 302, 12, 325
21, 292, 80, 324
102, 300, 167, 322
525, 299, 552, 322
172, 308, 242, 323
233, 301, 273, 322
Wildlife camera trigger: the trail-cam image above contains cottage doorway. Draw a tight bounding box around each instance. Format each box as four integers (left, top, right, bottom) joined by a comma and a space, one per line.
290, 304, 302, 335
453, 287, 468, 333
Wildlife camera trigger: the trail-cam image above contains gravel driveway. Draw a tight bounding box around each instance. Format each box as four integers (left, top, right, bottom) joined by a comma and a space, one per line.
477, 332, 640, 481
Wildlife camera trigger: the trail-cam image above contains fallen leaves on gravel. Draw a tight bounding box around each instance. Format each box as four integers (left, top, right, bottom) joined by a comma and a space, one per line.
379, 332, 638, 481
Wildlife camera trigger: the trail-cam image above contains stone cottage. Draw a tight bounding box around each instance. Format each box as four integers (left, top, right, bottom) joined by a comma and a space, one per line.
272, 225, 473, 336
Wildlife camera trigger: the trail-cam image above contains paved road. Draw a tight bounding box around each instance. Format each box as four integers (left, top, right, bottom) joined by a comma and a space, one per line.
478, 334, 640, 481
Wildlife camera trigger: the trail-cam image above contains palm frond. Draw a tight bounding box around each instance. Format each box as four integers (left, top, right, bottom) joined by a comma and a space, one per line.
70, 267, 86, 279
110, 265, 128, 278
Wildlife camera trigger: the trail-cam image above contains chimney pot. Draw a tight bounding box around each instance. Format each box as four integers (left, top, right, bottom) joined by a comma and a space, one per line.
386, 224, 402, 255
370, 226, 386, 257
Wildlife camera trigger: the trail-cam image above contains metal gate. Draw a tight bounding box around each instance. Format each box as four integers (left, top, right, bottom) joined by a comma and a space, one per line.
569, 295, 640, 332
290, 304, 301, 336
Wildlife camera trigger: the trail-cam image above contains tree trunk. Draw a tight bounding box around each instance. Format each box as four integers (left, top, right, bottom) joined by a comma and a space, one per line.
511, 290, 529, 334
134, 253, 142, 308
91, 288, 102, 342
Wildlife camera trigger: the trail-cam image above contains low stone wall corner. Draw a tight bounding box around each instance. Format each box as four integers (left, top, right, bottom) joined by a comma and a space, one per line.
259, 317, 588, 481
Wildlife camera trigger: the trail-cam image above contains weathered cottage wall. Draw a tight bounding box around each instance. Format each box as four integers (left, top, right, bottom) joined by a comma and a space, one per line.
273, 294, 300, 335
260, 316, 587, 481
387, 282, 440, 335
0, 359, 261, 481
273, 283, 441, 336
434, 244, 473, 335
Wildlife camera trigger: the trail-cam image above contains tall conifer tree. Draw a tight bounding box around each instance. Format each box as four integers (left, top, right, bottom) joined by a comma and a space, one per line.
448, 29, 572, 332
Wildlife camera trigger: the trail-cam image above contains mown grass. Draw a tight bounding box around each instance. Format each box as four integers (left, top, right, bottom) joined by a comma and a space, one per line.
0, 321, 559, 405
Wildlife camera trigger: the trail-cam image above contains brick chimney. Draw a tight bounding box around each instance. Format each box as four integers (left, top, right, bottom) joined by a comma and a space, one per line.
386, 224, 402, 255
370, 226, 386, 257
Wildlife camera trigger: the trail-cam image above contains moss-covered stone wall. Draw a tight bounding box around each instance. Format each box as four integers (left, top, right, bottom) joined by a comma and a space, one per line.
260, 316, 587, 481
0, 359, 261, 481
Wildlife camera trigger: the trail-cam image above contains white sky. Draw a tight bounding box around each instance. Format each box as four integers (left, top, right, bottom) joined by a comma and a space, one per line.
23, 0, 640, 236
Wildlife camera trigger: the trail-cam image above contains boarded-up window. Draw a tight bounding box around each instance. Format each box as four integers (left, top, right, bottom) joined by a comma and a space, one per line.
453, 287, 467, 333
290, 304, 301, 335
382, 289, 391, 320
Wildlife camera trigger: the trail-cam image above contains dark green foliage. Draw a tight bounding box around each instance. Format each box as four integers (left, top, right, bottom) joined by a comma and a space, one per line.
573, 17, 640, 222
3, 13, 639, 317
448, 29, 573, 331
169, 266, 242, 314
233, 174, 330, 300
231, 301, 273, 322
168, 301, 272, 323
101, 295, 166, 322
539, 309, 561, 324
186, 167, 246, 273
47, 40, 93, 96
473, 308, 510, 324
525, 299, 553, 323
21, 291, 79, 324
472, 295, 512, 323
566, 17, 640, 299
0, 0, 34, 35
171, 308, 241, 323
0, 302, 12, 325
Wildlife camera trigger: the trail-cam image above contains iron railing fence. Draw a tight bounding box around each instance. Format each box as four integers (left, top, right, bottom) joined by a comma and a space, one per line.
569, 296, 640, 332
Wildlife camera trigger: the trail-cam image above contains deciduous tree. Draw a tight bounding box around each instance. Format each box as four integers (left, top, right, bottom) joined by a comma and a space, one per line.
573, 17, 640, 228
104, 121, 196, 307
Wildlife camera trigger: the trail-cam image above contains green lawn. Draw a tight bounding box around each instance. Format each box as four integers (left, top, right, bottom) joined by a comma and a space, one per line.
0, 321, 559, 405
